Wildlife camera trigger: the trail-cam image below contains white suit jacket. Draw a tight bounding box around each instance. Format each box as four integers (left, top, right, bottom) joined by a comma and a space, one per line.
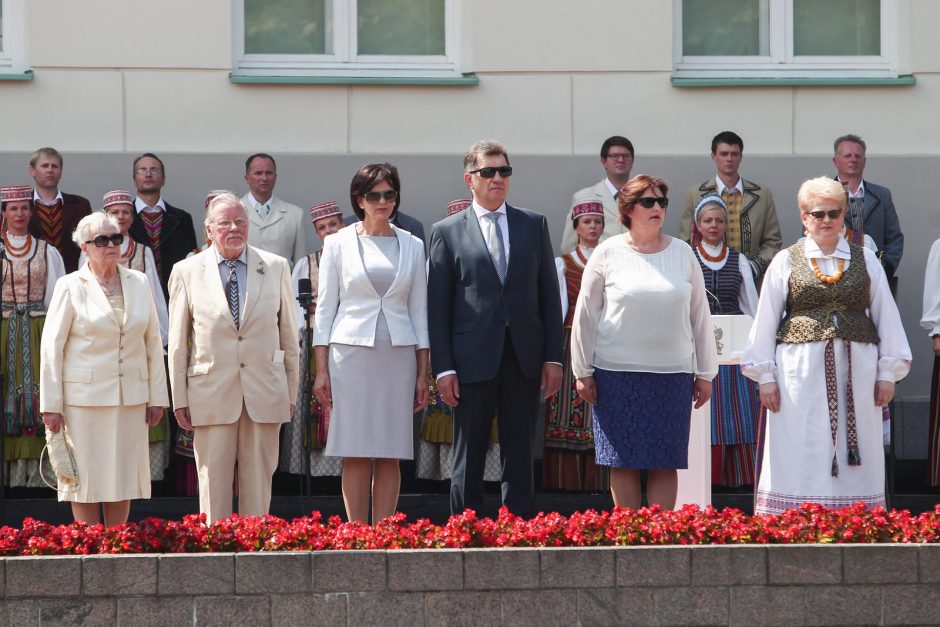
241, 194, 307, 265
559, 179, 626, 253
314, 224, 429, 349
167, 245, 300, 426
40, 265, 168, 412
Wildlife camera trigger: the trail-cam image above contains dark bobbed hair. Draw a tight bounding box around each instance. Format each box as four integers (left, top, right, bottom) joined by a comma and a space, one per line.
618, 174, 669, 229
600, 135, 634, 159
710, 131, 744, 154
350, 163, 401, 221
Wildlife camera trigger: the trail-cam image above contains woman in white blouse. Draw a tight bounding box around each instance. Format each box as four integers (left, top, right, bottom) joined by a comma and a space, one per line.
741, 177, 911, 515
313, 163, 429, 523
570, 174, 717, 510
923, 237, 940, 486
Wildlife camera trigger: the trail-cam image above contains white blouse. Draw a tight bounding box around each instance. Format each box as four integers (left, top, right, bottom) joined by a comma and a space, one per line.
696, 241, 759, 317
570, 235, 718, 380
741, 236, 911, 384
922, 238, 940, 337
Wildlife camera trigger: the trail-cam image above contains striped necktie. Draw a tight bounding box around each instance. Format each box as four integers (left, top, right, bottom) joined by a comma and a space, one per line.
224, 259, 240, 328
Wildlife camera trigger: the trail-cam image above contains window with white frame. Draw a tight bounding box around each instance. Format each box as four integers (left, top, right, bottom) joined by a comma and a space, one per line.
674, 0, 897, 79
0, 0, 27, 74
234, 0, 461, 78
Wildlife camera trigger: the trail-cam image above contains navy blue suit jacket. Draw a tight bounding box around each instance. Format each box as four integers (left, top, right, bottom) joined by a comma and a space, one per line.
427, 204, 563, 384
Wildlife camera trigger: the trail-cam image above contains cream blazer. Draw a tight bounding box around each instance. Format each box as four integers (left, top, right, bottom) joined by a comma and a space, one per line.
39, 265, 168, 413
314, 224, 429, 349
241, 194, 307, 265
167, 245, 299, 426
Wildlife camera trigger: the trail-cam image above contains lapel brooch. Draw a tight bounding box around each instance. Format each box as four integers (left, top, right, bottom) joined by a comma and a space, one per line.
257, 263, 266, 275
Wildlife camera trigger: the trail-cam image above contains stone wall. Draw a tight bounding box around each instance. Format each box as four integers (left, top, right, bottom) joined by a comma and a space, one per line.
1, 544, 940, 625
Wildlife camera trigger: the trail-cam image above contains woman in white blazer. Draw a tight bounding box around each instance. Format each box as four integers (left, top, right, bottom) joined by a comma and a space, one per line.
40, 213, 168, 526
314, 163, 429, 524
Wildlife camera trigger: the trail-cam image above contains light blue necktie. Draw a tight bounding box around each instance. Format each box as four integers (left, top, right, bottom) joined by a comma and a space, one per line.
482, 211, 507, 283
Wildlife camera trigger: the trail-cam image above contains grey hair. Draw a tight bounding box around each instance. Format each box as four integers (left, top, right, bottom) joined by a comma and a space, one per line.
204, 193, 247, 226
72, 212, 119, 247
463, 139, 509, 172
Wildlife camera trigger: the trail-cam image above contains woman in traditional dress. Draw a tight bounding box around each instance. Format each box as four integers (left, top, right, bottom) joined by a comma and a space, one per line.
40, 212, 167, 525
280, 201, 345, 479
1, 185, 66, 487
416, 198, 502, 482
314, 163, 429, 523
689, 194, 760, 487
923, 237, 940, 486
543, 196, 609, 491
82, 190, 170, 483
741, 176, 911, 515
570, 175, 717, 509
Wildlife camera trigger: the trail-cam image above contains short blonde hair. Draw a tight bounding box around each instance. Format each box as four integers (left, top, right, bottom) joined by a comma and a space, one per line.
797, 177, 847, 214
204, 193, 247, 226
72, 212, 119, 247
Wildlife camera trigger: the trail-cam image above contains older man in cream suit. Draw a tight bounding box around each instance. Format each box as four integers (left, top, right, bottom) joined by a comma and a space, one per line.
168, 193, 299, 522
240, 153, 306, 265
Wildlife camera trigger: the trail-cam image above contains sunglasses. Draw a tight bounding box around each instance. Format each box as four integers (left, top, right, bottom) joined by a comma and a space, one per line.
636, 197, 668, 209
85, 234, 124, 247
362, 190, 399, 203
806, 209, 843, 221
469, 166, 513, 178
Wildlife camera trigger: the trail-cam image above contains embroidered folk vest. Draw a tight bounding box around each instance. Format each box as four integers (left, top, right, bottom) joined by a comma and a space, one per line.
695, 247, 743, 316
776, 241, 879, 345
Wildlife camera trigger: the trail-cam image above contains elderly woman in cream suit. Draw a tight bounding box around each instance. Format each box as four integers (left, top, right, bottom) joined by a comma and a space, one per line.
314, 163, 429, 524
40, 213, 167, 526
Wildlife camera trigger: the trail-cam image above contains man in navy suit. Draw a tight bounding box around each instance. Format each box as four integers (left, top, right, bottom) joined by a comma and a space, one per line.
833, 134, 904, 282
428, 140, 564, 518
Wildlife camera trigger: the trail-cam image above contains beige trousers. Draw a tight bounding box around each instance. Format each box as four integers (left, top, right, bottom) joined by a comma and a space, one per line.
193, 402, 281, 522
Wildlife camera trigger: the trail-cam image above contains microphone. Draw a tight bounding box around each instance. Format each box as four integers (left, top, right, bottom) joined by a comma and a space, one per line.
296, 278, 314, 310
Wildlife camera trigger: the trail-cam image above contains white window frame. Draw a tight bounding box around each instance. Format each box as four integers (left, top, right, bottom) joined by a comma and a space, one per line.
673, 0, 897, 79
0, 0, 27, 74
233, 0, 461, 78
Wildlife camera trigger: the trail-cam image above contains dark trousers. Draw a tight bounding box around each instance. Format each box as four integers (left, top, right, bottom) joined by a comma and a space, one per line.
449, 330, 541, 518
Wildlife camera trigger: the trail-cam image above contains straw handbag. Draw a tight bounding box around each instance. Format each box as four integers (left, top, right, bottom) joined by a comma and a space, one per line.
40, 425, 80, 493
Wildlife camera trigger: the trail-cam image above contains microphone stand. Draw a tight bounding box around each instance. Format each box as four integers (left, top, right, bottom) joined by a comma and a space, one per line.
295, 284, 315, 516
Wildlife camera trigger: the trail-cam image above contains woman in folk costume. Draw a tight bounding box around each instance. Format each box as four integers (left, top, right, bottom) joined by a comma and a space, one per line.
417, 198, 503, 482
688, 194, 760, 487
80, 190, 170, 482
741, 177, 911, 515
1, 185, 66, 487
280, 201, 345, 478
543, 197, 609, 491
923, 237, 940, 486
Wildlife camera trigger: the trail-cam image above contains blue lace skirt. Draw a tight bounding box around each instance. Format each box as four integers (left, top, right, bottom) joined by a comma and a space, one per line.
592, 369, 693, 469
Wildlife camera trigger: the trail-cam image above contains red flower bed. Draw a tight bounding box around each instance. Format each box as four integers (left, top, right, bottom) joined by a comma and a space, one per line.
4, 503, 940, 556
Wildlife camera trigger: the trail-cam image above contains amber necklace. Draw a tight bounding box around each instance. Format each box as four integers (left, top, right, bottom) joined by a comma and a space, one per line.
810, 258, 845, 284
697, 241, 728, 263
1, 232, 32, 258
